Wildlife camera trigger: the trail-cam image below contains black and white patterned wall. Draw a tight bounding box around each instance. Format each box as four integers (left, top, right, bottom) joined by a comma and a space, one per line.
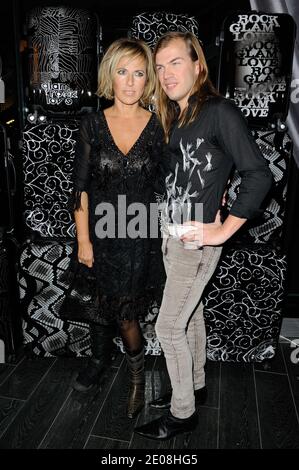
218, 12, 296, 129
130, 11, 199, 48
203, 246, 287, 362
226, 130, 292, 244
26, 6, 100, 114
22, 121, 78, 239
19, 242, 90, 356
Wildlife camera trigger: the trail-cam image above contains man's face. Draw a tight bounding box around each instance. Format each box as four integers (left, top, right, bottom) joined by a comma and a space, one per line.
155, 38, 200, 112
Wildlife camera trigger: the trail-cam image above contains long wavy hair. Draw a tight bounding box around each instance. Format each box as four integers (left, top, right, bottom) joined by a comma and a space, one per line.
97, 38, 156, 108
153, 31, 219, 142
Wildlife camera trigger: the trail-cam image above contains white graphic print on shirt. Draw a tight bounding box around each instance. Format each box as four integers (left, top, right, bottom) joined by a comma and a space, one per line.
160, 138, 213, 228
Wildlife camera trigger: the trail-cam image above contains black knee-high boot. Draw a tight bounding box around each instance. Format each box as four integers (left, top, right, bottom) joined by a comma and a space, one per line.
125, 347, 145, 418
72, 322, 116, 392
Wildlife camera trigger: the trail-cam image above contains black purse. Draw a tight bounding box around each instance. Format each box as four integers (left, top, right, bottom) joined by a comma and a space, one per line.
59, 258, 100, 324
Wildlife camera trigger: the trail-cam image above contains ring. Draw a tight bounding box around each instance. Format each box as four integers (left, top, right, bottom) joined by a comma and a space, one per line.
78, 259, 82, 263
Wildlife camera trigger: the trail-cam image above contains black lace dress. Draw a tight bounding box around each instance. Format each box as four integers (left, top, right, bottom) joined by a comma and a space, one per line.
71, 111, 165, 324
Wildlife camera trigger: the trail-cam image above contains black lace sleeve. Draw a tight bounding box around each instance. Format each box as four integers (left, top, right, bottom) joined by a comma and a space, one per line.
71, 115, 92, 211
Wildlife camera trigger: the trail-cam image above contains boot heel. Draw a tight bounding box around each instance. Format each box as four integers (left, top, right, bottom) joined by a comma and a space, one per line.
125, 348, 145, 419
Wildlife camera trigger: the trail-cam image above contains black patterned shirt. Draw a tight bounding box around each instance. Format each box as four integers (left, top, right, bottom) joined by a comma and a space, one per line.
161, 95, 273, 225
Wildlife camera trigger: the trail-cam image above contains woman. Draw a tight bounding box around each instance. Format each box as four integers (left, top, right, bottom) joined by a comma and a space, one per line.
71, 38, 164, 418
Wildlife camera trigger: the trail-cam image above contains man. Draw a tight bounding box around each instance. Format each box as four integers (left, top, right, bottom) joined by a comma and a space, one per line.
134, 31, 272, 440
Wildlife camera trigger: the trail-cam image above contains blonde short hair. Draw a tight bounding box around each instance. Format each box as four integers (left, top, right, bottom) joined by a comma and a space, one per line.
97, 38, 156, 107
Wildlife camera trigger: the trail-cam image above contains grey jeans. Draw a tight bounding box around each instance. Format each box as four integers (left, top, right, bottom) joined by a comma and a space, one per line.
155, 236, 222, 419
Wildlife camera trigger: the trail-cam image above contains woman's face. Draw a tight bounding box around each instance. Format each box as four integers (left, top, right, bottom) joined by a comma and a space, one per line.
112, 55, 147, 106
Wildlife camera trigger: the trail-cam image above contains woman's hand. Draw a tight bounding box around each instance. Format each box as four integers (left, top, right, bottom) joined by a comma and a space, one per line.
77, 240, 94, 268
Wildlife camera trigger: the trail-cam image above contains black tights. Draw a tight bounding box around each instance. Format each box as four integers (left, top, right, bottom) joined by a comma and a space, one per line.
90, 319, 144, 358
119, 319, 144, 356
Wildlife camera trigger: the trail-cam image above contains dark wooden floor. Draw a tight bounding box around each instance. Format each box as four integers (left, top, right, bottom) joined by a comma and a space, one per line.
0, 341, 298, 449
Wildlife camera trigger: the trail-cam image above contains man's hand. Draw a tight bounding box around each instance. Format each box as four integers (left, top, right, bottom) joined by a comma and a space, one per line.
181, 212, 247, 247
181, 211, 224, 246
